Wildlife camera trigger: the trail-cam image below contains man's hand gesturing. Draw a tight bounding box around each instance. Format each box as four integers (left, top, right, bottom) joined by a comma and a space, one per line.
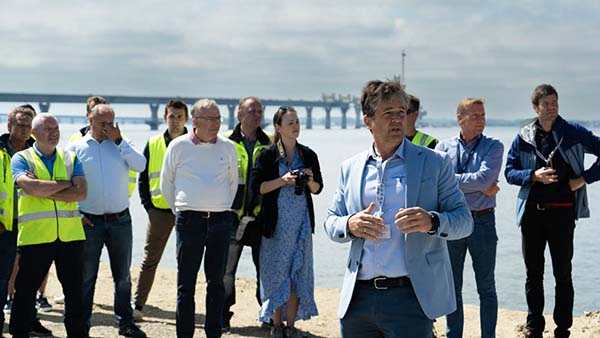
348, 202, 385, 240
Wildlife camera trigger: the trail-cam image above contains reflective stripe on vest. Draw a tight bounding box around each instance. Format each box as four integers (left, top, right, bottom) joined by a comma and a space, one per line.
147, 134, 169, 209
16, 147, 85, 246
18, 209, 81, 223
411, 131, 438, 148
69, 131, 136, 197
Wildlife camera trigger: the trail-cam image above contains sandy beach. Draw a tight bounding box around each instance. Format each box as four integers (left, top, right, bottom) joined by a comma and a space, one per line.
6, 263, 599, 338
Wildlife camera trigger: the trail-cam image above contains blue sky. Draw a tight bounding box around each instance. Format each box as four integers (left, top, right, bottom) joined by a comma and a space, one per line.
1, 0, 600, 119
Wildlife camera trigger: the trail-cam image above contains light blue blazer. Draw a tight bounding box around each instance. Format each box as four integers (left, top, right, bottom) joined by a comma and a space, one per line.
324, 140, 473, 319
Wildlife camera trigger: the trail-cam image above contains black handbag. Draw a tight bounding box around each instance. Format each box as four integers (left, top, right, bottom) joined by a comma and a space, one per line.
240, 219, 262, 246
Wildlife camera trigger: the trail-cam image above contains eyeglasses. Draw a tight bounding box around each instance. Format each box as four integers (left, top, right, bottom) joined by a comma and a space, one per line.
194, 115, 223, 122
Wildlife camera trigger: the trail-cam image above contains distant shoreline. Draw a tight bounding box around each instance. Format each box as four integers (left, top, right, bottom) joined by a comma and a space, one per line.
3, 112, 600, 129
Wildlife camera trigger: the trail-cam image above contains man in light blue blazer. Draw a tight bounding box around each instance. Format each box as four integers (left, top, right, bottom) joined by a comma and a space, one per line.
325, 80, 473, 338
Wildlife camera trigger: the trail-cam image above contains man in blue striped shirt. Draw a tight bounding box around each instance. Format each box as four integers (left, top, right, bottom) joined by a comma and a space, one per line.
436, 98, 504, 338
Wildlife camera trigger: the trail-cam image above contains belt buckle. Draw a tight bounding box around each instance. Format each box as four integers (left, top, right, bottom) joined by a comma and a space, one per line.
373, 277, 388, 290
202, 211, 211, 219
536, 204, 546, 211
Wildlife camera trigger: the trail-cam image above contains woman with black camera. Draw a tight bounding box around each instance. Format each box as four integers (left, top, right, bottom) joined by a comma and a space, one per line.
249, 106, 322, 338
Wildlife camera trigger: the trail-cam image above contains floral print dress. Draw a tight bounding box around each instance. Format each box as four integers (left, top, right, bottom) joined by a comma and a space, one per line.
258, 149, 318, 323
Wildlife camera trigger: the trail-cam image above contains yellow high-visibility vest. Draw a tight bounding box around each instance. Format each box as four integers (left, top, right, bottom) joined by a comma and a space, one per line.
16, 147, 84, 246
69, 129, 137, 197
147, 134, 169, 209
411, 130, 438, 148
0, 149, 14, 231
226, 130, 272, 220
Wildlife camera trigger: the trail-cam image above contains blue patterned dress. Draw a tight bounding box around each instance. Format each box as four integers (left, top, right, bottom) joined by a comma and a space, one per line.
258, 149, 318, 323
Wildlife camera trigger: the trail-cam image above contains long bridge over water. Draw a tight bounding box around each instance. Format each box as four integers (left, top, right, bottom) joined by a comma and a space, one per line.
0, 93, 363, 130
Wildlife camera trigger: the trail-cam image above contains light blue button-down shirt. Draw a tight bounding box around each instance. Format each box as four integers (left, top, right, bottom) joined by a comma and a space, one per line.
436, 133, 504, 210
358, 140, 408, 280
66, 134, 146, 214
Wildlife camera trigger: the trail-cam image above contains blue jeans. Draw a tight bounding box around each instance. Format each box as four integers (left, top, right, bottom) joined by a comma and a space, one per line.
0, 228, 17, 327
81, 211, 134, 330
175, 210, 231, 338
446, 212, 498, 338
340, 283, 433, 338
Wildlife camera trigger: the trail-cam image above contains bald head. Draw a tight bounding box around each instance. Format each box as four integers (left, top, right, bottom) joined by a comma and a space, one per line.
90, 104, 115, 119
89, 104, 116, 141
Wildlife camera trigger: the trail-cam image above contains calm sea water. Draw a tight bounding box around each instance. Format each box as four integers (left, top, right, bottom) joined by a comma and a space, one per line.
48, 123, 599, 315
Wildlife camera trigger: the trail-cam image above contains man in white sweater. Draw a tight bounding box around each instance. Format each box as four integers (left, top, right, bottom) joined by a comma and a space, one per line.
160, 99, 238, 338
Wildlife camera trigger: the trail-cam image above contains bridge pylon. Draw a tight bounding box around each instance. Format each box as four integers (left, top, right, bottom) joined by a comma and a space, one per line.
146, 103, 160, 130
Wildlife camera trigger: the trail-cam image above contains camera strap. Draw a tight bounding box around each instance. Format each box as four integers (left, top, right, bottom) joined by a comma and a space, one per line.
277, 140, 287, 160
535, 136, 563, 168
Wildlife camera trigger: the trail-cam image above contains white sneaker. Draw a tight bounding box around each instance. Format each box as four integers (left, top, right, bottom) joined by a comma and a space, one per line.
53, 294, 65, 304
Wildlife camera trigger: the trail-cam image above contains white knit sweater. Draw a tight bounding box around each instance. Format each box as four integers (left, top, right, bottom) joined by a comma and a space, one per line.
160, 133, 238, 212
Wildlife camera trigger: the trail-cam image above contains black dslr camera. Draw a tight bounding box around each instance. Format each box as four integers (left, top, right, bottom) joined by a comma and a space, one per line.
290, 169, 309, 195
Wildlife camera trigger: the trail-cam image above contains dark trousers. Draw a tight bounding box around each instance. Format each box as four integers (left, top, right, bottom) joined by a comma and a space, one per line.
0, 228, 17, 328
341, 283, 433, 338
222, 230, 261, 325
9, 240, 86, 338
521, 205, 575, 338
176, 210, 231, 338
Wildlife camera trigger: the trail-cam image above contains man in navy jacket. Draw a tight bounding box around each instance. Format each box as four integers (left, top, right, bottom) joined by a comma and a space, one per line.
504, 84, 600, 338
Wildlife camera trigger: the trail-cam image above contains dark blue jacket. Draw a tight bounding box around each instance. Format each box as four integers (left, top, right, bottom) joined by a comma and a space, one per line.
504, 116, 600, 225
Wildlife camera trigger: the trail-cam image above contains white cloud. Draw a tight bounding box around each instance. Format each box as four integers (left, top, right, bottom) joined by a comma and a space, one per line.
1, 0, 600, 118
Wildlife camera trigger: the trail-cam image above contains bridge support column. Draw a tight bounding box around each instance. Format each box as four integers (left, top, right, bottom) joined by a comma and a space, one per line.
147, 103, 160, 130
38, 102, 50, 113
227, 104, 236, 130
340, 106, 348, 129
305, 106, 313, 129
354, 103, 362, 128
325, 106, 332, 129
